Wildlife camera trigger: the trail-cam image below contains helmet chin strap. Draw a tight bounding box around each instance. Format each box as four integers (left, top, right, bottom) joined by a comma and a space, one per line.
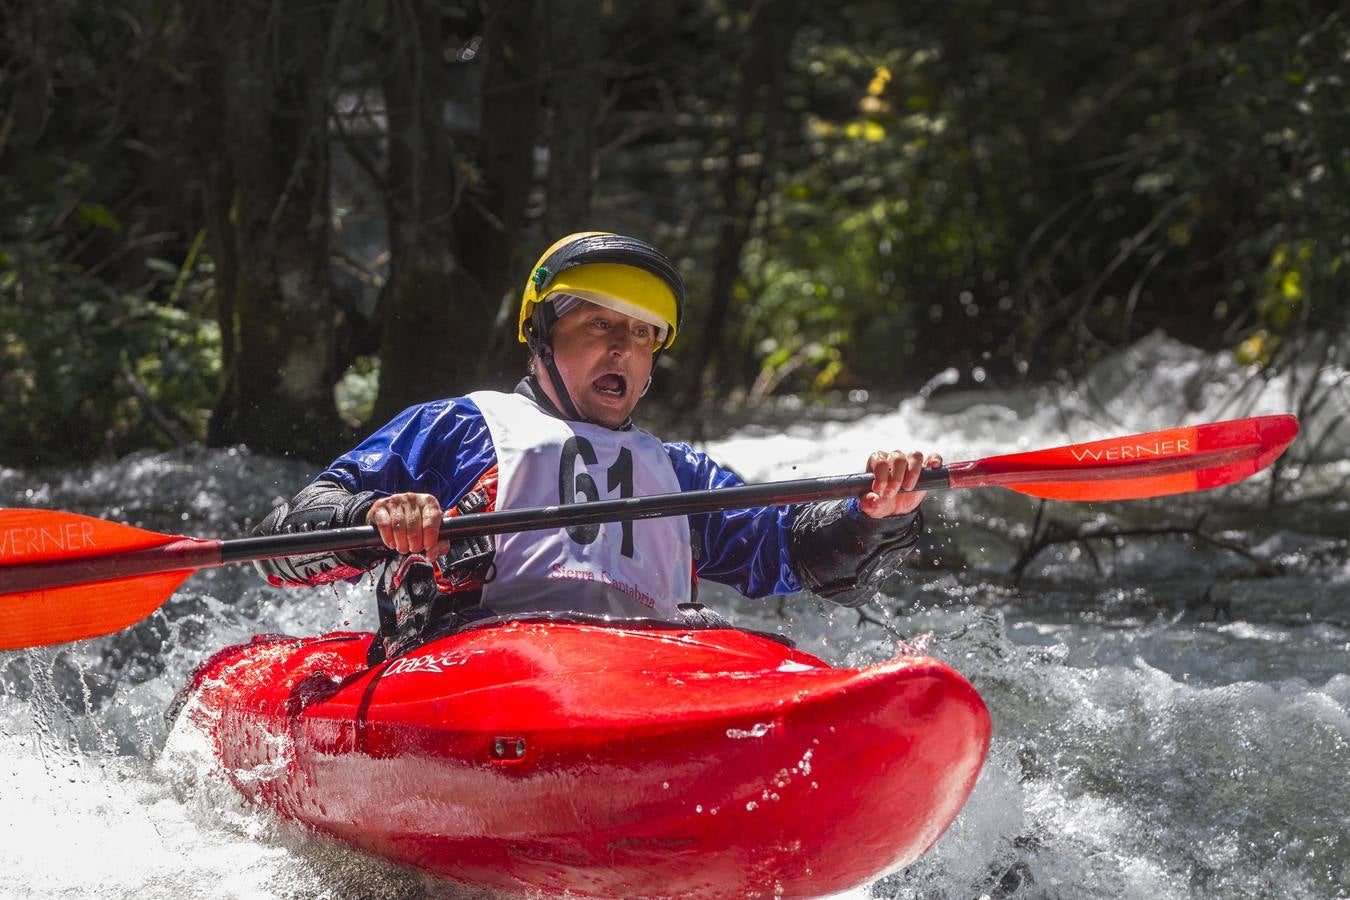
526, 304, 623, 427
536, 344, 588, 422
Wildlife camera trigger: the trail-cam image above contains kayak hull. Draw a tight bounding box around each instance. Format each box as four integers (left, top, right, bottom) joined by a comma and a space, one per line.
181, 620, 990, 898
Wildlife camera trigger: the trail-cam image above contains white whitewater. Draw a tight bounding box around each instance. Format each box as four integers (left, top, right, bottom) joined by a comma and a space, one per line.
2, 332, 1347, 899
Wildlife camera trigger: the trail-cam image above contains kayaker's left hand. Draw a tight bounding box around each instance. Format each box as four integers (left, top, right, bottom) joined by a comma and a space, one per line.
367, 492, 450, 557
860, 450, 943, 518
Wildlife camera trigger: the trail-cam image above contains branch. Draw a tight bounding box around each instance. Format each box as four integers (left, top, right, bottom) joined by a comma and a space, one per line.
330, 248, 387, 288
121, 364, 190, 449
1011, 515, 1284, 582
329, 90, 389, 193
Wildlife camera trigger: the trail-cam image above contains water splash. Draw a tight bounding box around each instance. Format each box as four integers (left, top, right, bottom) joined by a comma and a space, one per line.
1, 333, 1347, 898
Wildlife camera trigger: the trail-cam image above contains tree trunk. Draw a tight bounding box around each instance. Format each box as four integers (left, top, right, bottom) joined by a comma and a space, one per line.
679, 2, 803, 409
206, 0, 343, 458
370, 0, 462, 423
457, 0, 546, 386
543, 0, 607, 236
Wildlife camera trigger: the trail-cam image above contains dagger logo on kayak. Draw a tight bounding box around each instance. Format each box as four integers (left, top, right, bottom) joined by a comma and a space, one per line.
0, 521, 97, 559
1070, 438, 1191, 463
385, 650, 482, 676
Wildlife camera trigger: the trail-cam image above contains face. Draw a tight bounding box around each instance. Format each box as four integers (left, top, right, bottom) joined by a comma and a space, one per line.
536, 301, 657, 427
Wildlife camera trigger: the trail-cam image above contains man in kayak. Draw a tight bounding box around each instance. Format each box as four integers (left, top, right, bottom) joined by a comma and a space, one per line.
256, 232, 940, 659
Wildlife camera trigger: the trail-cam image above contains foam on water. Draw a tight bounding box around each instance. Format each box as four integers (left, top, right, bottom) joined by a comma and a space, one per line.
1, 333, 1347, 898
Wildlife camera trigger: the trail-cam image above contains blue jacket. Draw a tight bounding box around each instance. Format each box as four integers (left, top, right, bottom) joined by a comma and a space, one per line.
318, 395, 807, 598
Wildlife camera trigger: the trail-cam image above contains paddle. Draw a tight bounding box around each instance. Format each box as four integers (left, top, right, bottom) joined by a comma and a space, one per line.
0, 414, 1298, 650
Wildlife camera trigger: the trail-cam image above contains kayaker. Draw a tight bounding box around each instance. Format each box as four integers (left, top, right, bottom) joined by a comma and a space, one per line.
255, 232, 941, 659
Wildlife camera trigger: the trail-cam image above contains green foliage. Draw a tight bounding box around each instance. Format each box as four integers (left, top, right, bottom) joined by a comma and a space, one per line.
0, 0, 223, 463
0, 163, 220, 464
719, 0, 1350, 398
335, 356, 381, 428
3, 0, 1346, 458
733, 32, 1015, 391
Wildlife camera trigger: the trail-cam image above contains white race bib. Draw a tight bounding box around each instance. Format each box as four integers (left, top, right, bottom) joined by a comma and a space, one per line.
468, 391, 693, 620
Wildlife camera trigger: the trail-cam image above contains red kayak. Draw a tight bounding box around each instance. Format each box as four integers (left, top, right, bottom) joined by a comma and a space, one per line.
179, 617, 990, 898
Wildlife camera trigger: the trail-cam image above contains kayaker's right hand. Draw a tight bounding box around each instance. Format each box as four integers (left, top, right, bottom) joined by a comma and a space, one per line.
367, 493, 447, 556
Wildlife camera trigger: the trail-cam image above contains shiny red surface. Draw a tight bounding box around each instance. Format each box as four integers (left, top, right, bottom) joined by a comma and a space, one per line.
184, 621, 991, 898
0, 509, 215, 649
952, 414, 1298, 501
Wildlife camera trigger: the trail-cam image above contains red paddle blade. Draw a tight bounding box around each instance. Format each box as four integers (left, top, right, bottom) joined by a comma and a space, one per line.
0, 510, 213, 650
0, 571, 195, 650
949, 415, 1299, 501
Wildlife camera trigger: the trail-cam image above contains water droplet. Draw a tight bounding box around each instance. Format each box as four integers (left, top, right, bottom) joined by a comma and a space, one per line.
726, 722, 773, 739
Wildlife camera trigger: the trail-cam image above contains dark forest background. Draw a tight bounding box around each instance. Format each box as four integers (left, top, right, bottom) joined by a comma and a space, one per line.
2, 0, 1346, 465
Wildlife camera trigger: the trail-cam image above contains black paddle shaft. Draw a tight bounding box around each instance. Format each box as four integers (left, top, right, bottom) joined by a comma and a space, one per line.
220, 467, 951, 565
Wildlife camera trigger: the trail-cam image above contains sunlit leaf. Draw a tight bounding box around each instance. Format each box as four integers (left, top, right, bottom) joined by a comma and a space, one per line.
76, 203, 123, 233
1279, 270, 1301, 302
867, 66, 892, 96
1235, 331, 1269, 367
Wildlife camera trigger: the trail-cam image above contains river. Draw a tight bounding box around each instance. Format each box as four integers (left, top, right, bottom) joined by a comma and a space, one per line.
2, 332, 1348, 899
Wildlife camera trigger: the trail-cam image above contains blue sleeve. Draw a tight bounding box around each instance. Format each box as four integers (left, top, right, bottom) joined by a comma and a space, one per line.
316, 397, 497, 508
664, 442, 802, 598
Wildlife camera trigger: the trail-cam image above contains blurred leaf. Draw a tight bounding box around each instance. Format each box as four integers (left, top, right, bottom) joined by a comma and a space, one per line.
76, 202, 122, 233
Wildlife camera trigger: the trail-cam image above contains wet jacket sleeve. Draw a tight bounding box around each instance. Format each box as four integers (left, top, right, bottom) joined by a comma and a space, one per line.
664, 442, 925, 603
664, 442, 802, 598
254, 397, 497, 587
317, 397, 497, 504
252, 480, 386, 586
788, 499, 923, 607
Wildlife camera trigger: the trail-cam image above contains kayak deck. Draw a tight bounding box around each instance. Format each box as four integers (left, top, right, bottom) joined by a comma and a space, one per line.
182, 619, 990, 898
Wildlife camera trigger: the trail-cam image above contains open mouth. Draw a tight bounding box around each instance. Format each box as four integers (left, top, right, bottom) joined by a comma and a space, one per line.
592, 373, 628, 397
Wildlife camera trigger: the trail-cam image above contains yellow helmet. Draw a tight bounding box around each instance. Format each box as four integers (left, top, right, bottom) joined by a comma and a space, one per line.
518, 232, 684, 353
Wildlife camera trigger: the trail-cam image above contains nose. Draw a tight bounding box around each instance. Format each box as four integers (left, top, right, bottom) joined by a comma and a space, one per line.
607, 328, 636, 356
